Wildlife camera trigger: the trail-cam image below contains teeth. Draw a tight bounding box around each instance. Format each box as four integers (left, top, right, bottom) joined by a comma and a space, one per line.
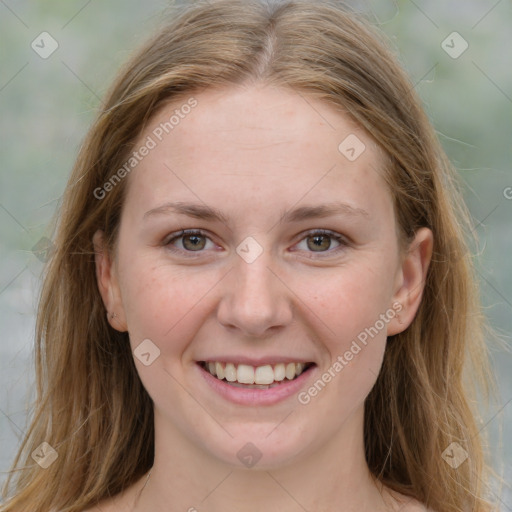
215, 362, 225, 380
203, 361, 311, 385
224, 362, 237, 382
237, 364, 255, 384
285, 362, 296, 380
254, 365, 274, 385
274, 363, 286, 381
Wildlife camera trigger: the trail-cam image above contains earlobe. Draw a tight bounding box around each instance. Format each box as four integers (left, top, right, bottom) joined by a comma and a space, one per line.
387, 227, 433, 336
93, 230, 128, 332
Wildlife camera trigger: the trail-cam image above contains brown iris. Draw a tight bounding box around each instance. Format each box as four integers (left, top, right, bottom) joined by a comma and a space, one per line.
182, 234, 206, 251
307, 234, 331, 252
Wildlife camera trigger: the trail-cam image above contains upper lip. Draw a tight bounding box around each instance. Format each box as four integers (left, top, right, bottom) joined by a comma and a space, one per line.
197, 356, 315, 366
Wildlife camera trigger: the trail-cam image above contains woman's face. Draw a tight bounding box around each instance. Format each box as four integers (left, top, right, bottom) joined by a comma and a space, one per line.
95, 84, 431, 470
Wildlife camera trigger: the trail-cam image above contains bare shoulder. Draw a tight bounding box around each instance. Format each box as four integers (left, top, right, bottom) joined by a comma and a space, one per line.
80, 496, 127, 512
80, 495, 131, 512
385, 488, 433, 512
80, 476, 144, 512
398, 500, 431, 512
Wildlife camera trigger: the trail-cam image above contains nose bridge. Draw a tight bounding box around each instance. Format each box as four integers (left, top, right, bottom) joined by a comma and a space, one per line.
216, 236, 292, 336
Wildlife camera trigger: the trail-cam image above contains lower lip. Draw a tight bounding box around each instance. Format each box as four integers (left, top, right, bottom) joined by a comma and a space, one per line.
196, 363, 316, 406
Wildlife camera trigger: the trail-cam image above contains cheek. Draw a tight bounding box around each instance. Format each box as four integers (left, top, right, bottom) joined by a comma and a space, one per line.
299, 257, 395, 404
118, 256, 224, 348
299, 277, 389, 423
309, 259, 396, 345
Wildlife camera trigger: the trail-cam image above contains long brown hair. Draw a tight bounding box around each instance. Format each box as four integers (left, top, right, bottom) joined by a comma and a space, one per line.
1, 1, 498, 511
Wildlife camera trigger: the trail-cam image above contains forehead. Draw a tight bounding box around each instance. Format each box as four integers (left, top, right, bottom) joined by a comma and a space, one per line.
123, 84, 392, 226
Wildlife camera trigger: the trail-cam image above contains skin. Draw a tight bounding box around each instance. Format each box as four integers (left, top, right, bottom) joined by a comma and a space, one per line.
91, 83, 433, 512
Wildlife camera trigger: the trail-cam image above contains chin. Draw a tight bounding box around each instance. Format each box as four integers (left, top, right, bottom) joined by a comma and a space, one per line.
198, 425, 312, 471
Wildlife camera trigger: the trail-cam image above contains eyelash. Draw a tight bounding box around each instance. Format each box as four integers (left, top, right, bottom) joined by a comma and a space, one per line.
163, 228, 349, 259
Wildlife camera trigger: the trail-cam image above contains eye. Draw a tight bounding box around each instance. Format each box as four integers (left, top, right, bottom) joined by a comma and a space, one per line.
163, 228, 349, 258
164, 229, 215, 255
292, 229, 349, 258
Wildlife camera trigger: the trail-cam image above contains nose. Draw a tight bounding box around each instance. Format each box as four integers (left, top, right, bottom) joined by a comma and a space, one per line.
216, 245, 293, 338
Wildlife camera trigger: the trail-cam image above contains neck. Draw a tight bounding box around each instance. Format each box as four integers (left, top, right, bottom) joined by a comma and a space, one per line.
134, 406, 394, 512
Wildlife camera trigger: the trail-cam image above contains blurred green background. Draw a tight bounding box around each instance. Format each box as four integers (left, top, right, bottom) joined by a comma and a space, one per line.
1, 0, 510, 507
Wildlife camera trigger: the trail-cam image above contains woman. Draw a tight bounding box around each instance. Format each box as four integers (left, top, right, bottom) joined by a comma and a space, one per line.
1, 1, 497, 511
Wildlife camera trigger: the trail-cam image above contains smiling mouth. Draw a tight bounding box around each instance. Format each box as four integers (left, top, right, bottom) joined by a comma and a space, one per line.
198, 361, 316, 389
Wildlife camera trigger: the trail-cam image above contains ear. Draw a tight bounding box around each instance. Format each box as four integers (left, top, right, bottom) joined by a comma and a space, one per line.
93, 230, 128, 332
387, 227, 433, 336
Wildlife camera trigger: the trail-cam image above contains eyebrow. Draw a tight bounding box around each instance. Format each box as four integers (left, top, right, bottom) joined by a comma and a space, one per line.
143, 201, 369, 224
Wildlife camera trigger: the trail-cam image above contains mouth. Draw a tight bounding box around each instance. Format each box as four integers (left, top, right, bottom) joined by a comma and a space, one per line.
198, 360, 316, 389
